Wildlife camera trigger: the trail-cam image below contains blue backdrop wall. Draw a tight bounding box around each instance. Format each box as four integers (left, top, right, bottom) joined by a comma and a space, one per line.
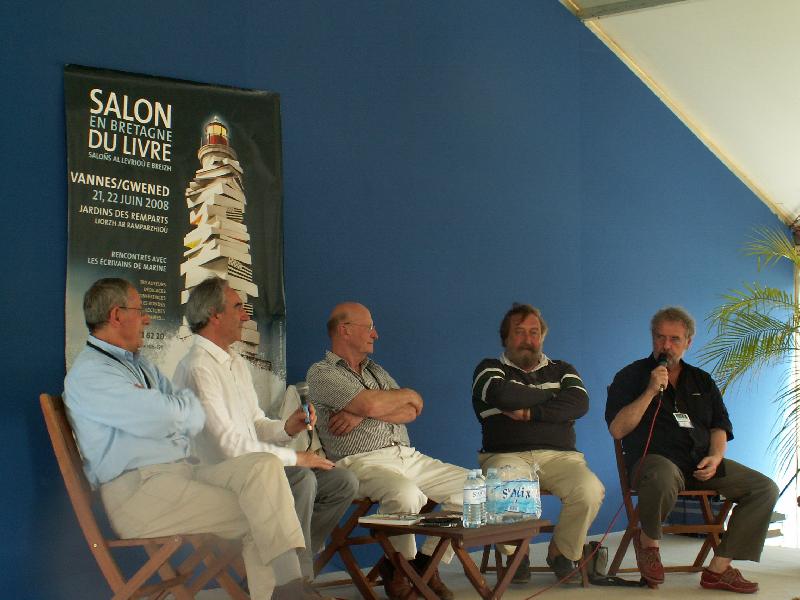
1, 1, 788, 596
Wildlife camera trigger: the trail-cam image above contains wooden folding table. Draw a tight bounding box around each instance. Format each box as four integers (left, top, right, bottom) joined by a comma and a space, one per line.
367, 518, 550, 600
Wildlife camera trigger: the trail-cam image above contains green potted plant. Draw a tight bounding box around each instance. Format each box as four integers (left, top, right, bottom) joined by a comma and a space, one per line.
699, 225, 799, 494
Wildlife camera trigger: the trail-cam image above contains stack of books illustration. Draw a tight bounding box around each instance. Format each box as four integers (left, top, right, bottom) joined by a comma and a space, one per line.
179, 117, 260, 358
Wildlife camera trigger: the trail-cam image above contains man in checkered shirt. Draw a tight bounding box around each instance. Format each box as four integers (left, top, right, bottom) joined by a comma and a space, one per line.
307, 302, 467, 600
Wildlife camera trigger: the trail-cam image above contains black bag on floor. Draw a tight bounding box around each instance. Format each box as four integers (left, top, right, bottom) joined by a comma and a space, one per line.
583, 541, 646, 587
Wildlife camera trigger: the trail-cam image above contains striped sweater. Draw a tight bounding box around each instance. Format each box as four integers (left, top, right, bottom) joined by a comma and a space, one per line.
471, 355, 589, 453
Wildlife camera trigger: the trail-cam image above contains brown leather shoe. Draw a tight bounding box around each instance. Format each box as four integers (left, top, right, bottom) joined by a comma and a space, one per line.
632, 530, 665, 585
378, 559, 415, 600
413, 553, 454, 600
700, 567, 758, 594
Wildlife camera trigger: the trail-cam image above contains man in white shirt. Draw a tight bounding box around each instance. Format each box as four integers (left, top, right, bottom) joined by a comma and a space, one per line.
174, 277, 358, 580
67, 277, 319, 600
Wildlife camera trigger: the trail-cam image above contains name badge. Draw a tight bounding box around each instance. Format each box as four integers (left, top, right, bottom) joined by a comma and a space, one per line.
673, 412, 693, 428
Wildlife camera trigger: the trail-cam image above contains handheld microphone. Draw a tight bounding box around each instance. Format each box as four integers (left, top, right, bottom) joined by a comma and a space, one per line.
295, 381, 313, 431
656, 353, 668, 392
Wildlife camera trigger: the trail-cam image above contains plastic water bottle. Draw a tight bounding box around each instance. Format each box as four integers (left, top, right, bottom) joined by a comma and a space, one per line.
497, 464, 542, 522
529, 464, 542, 519
462, 470, 484, 528
474, 469, 487, 525
497, 465, 521, 523
485, 467, 501, 524
474, 469, 488, 525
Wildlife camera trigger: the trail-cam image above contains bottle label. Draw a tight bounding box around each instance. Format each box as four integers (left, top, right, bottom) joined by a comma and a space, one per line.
464, 487, 486, 504
493, 479, 540, 515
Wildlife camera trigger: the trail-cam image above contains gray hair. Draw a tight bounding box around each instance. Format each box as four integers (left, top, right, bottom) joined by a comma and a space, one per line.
83, 278, 133, 333
186, 276, 228, 333
651, 306, 696, 339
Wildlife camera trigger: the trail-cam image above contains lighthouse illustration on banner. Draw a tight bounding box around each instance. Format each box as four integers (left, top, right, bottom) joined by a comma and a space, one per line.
179, 117, 263, 363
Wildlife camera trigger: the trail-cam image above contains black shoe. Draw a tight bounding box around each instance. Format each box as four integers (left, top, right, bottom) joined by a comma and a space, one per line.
546, 554, 578, 582
509, 553, 530, 584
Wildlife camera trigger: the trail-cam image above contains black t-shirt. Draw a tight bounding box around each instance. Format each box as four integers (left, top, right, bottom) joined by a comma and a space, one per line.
605, 355, 733, 475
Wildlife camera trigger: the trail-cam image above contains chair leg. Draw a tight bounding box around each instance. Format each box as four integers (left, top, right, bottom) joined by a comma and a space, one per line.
314, 501, 370, 575
494, 545, 505, 580
608, 525, 636, 576
339, 545, 379, 600
365, 557, 384, 586
479, 545, 491, 573
578, 547, 590, 588
190, 541, 245, 595
693, 498, 732, 568
112, 538, 184, 600
145, 541, 196, 600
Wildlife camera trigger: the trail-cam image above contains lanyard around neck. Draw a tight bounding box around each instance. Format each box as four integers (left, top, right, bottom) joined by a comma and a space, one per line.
87, 341, 151, 389
343, 363, 383, 391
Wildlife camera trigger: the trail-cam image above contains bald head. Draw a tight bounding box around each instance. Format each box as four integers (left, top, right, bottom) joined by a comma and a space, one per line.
327, 302, 378, 364
327, 302, 368, 338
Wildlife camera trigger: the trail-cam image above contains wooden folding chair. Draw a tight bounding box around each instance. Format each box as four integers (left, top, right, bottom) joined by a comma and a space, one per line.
608, 438, 733, 576
40, 393, 249, 600
478, 490, 590, 587
313, 497, 438, 599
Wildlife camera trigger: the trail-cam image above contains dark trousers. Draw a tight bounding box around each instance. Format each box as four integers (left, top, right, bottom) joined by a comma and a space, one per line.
631, 454, 778, 562
284, 466, 359, 578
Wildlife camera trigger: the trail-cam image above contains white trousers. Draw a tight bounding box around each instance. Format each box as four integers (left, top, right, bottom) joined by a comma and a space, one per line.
100, 453, 305, 599
338, 445, 467, 560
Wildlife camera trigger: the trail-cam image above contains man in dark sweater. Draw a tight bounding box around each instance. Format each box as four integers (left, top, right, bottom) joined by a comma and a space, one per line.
606, 306, 778, 593
472, 303, 604, 583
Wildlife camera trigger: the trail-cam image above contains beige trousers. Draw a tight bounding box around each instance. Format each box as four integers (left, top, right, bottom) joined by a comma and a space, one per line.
479, 449, 605, 561
100, 452, 305, 599
338, 445, 467, 561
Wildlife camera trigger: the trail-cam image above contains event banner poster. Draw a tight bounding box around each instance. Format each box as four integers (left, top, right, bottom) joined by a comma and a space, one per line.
65, 65, 286, 405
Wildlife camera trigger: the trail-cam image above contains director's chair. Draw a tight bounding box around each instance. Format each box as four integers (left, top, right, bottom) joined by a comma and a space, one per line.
608, 439, 733, 576
41, 393, 249, 599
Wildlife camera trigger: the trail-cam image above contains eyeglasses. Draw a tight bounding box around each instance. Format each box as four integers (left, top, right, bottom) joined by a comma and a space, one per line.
119, 306, 147, 315
343, 322, 375, 331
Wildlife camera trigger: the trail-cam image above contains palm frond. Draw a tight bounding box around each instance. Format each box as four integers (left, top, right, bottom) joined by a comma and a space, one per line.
707, 283, 795, 327
745, 226, 800, 270
700, 310, 799, 390
768, 376, 800, 474
700, 225, 799, 476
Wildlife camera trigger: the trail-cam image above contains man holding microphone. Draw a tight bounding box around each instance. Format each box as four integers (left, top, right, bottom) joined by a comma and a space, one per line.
606, 307, 778, 593
174, 276, 358, 581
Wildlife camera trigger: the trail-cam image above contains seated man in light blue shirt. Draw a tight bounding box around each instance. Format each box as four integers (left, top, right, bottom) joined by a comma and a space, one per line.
64, 277, 331, 600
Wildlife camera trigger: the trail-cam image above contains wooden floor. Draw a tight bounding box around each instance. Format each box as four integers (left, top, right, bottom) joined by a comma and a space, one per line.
198, 531, 800, 599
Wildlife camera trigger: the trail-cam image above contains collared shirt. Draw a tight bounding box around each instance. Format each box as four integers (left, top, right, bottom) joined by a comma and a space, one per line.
471, 352, 589, 453
500, 352, 550, 373
307, 350, 410, 461
606, 355, 734, 474
64, 335, 205, 487
173, 335, 296, 466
